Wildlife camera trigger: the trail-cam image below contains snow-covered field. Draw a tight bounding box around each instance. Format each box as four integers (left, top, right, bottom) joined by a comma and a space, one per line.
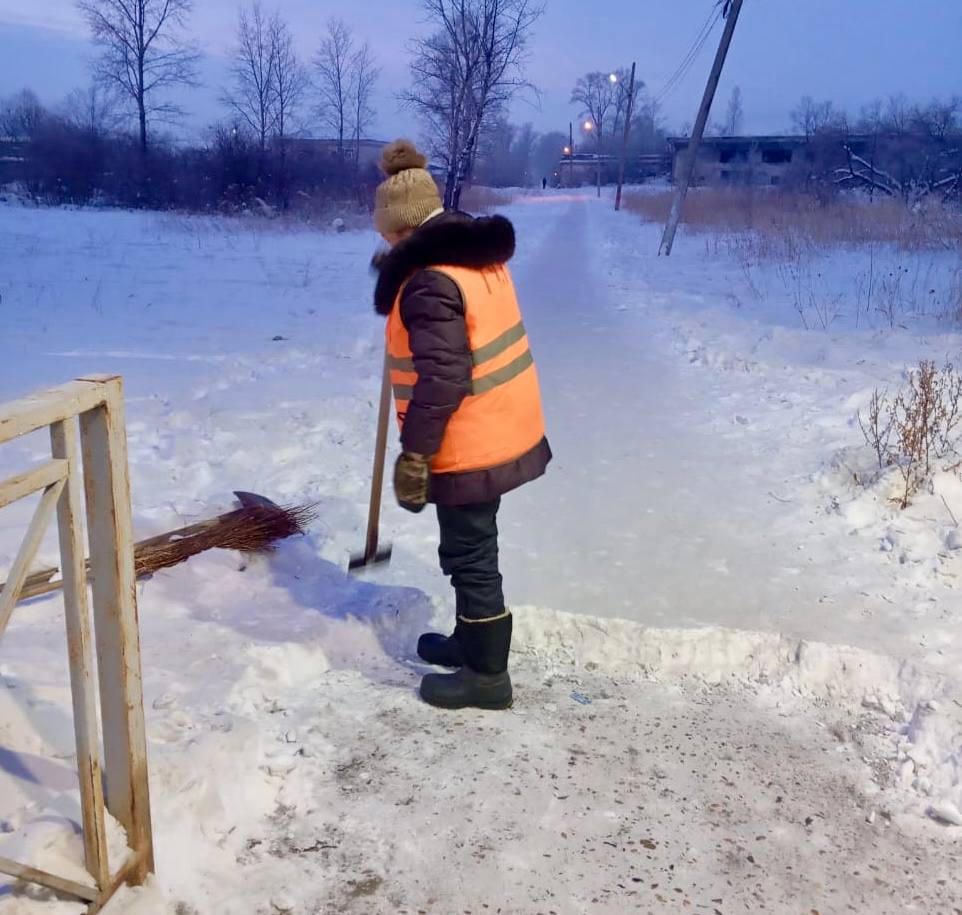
1, 192, 961, 913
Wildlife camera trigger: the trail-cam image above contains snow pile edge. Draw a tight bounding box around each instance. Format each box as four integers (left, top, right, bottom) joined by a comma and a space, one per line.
512, 605, 962, 823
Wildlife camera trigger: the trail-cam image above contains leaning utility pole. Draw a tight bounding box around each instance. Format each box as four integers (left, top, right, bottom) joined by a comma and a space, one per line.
659, 0, 745, 255
595, 128, 602, 199
614, 61, 637, 212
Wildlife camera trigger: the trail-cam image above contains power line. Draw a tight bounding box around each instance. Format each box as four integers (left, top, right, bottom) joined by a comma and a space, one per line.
654, 7, 721, 104
653, 5, 723, 105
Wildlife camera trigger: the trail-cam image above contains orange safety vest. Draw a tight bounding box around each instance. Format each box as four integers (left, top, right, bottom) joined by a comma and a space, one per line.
386, 264, 545, 474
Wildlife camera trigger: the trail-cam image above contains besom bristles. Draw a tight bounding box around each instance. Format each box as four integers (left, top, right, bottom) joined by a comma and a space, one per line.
5, 500, 318, 604
133, 502, 317, 577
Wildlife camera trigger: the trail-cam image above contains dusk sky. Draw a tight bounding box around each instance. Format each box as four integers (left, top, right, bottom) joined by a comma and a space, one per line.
1, 1, 960, 143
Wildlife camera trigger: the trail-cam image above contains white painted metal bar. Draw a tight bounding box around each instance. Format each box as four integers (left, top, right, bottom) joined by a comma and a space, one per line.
0, 459, 68, 510
0, 380, 109, 446
80, 377, 155, 881
51, 419, 111, 890
0, 478, 66, 641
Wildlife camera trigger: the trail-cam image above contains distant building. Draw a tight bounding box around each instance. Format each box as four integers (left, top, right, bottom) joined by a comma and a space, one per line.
553, 152, 670, 187
667, 135, 808, 187
665, 133, 962, 193
287, 138, 390, 171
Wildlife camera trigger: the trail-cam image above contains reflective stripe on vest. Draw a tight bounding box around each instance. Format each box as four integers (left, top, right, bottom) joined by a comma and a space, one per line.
389, 320, 533, 402
386, 263, 546, 475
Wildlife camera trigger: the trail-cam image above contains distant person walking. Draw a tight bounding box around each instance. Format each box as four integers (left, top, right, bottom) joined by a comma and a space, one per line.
371, 140, 551, 710
542, 176, 548, 190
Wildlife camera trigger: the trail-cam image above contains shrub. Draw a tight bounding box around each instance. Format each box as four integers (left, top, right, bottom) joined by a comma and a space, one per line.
858, 360, 962, 507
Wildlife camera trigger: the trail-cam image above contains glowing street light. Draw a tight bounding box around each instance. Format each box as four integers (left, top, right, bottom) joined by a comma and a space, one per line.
609, 72, 619, 84
583, 120, 593, 132
563, 146, 571, 155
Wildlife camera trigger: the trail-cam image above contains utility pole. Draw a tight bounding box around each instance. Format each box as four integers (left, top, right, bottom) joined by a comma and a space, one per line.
596, 125, 602, 199
659, 0, 745, 255
569, 121, 574, 188
614, 61, 637, 212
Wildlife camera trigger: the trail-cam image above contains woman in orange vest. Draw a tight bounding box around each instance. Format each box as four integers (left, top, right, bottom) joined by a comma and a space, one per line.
372, 140, 551, 710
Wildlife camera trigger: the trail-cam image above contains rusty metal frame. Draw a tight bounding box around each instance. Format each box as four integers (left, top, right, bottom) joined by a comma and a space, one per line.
0, 375, 154, 912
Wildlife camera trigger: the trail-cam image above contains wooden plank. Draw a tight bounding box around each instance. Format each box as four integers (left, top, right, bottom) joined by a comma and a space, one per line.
79, 377, 154, 882
0, 380, 109, 447
0, 459, 68, 510
86, 850, 148, 914
51, 419, 111, 890
0, 855, 99, 903
0, 478, 66, 642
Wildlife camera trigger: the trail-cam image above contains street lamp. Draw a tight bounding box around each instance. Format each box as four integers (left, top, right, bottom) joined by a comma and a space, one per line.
583, 120, 601, 197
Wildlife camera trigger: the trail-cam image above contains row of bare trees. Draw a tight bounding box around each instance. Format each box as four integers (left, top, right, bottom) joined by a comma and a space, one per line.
0, 1, 386, 209
222, 3, 304, 153
311, 19, 381, 173
788, 94, 962, 203
8, 0, 554, 209
1, 89, 375, 211
69, 1, 382, 166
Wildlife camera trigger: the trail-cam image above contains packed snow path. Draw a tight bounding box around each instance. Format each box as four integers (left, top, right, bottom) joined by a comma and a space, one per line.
502, 197, 959, 670
1, 195, 960, 912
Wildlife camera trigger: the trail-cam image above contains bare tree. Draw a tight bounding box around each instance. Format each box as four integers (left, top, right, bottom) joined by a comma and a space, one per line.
913, 96, 960, 141
350, 41, 381, 171
268, 11, 307, 208
62, 83, 123, 136
402, 0, 543, 209
629, 92, 667, 154
76, 0, 201, 153
883, 93, 913, 136
570, 71, 618, 154
857, 98, 884, 133
269, 12, 307, 144
0, 89, 47, 140
314, 18, 355, 163
223, 2, 277, 151
790, 95, 845, 138
723, 85, 743, 135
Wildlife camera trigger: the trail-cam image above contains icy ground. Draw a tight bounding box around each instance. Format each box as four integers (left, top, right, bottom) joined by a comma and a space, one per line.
1, 192, 961, 913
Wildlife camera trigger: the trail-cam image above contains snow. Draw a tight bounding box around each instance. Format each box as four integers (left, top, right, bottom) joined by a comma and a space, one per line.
1, 192, 961, 913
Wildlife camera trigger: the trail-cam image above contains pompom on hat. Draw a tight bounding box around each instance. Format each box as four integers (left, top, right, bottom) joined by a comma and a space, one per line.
374, 139, 443, 236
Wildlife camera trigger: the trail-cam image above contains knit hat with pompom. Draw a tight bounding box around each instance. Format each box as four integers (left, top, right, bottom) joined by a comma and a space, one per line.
374, 139, 443, 236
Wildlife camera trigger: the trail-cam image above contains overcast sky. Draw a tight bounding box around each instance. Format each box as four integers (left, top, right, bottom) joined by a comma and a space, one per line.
1, 1, 960, 144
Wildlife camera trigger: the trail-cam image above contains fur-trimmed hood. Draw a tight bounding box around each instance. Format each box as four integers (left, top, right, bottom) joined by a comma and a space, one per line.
372, 211, 516, 315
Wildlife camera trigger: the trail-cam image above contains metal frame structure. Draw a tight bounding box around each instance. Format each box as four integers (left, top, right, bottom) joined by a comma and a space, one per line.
0, 375, 153, 912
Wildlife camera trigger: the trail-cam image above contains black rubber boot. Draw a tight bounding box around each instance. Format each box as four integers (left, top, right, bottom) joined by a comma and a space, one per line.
417, 631, 465, 668
419, 612, 513, 710
419, 666, 512, 710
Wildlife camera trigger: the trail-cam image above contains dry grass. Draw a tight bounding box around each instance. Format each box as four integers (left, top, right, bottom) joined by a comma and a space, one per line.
623, 188, 962, 253
626, 187, 962, 326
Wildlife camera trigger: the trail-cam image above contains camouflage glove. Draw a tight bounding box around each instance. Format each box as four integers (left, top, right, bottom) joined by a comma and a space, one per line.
394, 452, 431, 514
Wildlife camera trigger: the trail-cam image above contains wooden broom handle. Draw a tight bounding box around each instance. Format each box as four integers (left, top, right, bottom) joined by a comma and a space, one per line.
364, 349, 393, 560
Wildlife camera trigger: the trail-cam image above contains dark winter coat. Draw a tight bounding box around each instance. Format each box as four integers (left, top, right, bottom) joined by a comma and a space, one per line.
372, 210, 551, 505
